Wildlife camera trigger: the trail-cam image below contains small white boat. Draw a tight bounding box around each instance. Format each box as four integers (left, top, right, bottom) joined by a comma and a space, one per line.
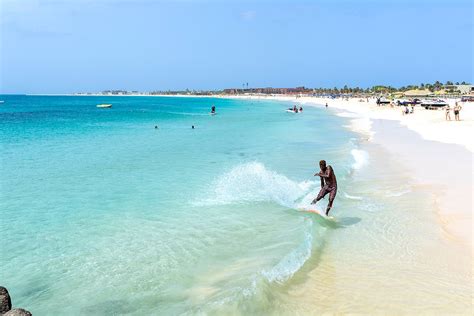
97, 104, 112, 108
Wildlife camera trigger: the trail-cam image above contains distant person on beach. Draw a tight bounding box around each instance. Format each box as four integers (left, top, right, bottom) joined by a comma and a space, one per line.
211, 105, 216, 113
325, 103, 328, 108
445, 105, 451, 121
311, 160, 337, 216
410, 105, 414, 113
454, 102, 462, 121
402, 105, 409, 115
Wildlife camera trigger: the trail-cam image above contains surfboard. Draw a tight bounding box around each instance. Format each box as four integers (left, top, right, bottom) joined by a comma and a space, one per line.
299, 208, 336, 221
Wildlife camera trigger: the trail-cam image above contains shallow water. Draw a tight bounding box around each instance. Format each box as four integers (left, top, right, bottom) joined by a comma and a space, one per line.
0, 96, 471, 315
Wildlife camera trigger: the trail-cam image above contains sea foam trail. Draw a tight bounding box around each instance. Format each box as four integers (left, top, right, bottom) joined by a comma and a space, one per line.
262, 221, 314, 284
195, 162, 317, 209
194, 221, 320, 314
343, 192, 363, 200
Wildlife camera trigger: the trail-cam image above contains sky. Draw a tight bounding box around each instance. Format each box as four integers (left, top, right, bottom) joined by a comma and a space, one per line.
0, 0, 473, 93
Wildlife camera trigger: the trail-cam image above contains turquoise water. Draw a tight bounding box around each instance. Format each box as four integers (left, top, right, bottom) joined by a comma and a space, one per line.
2, 96, 471, 315
1, 96, 355, 314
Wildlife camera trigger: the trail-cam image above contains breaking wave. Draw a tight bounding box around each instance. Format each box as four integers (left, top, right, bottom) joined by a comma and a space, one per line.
194, 162, 317, 209
351, 149, 369, 170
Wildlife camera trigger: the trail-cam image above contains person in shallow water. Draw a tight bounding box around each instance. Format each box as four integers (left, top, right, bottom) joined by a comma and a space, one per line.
311, 160, 337, 215
211, 105, 216, 113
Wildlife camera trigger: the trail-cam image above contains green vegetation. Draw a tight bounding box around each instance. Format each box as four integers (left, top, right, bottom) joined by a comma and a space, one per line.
310, 80, 471, 95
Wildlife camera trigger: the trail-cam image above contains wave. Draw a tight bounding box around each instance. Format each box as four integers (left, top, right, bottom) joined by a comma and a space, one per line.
351, 149, 369, 170
194, 162, 317, 209
336, 111, 361, 118
347, 117, 374, 139
343, 192, 363, 200
191, 221, 319, 314
262, 221, 314, 284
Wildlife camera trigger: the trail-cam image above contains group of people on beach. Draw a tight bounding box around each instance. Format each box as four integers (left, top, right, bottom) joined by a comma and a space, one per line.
401, 105, 415, 115
445, 102, 462, 121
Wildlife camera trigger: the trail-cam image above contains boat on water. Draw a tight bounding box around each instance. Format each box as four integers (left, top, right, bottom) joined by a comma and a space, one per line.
97, 104, 112, 108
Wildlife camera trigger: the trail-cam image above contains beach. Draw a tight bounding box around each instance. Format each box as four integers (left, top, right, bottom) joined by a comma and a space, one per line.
1, 95, 472, 314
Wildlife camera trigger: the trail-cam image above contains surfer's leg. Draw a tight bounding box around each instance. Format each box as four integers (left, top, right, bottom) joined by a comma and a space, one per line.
312, 186, 328, 204
326, 187, 337, 215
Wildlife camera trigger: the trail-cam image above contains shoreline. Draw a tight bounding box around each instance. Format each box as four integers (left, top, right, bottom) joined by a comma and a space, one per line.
370, 120, 472, 248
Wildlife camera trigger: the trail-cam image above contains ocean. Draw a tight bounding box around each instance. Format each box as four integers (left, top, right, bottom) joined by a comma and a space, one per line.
0, 95, 471, 315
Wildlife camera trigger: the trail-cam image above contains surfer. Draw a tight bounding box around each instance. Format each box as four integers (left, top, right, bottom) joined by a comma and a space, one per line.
311, 160, 337, 216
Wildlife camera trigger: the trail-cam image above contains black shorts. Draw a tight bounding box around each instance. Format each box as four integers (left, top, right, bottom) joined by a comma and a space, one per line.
454, 110, 459, 115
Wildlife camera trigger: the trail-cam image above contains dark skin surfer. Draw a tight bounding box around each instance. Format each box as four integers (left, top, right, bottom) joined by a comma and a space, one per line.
311, 160, 337, 216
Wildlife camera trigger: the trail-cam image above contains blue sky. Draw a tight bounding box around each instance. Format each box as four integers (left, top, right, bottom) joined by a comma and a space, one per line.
1, 0, 472, 93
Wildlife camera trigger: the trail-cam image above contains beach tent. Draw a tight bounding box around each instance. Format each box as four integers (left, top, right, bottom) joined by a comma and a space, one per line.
403, 89, 431, 97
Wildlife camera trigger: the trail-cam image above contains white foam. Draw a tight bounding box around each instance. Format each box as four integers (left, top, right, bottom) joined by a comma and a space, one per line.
343, 192, 363, 200
336, 112, 361, 118
351, 149, 369, 170
262, 222, 313, 283
195, 162, 317, 208
349, 117, 374, 139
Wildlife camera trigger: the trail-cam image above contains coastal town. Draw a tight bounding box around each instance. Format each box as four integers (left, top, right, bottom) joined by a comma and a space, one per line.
74, 81, 474, 98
